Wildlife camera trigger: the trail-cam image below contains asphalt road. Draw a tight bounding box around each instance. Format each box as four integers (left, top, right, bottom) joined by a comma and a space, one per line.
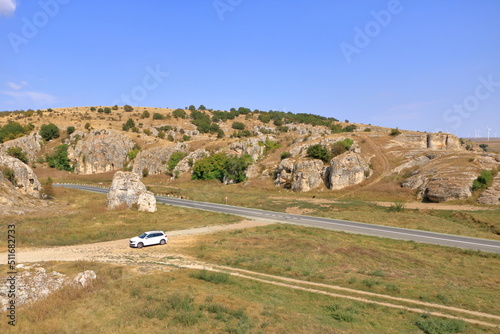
56, 184, 500, 253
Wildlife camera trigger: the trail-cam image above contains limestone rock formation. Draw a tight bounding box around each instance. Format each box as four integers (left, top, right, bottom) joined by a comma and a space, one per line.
393, 133, 463, 151
0, 152, 41, 198
68, 129, 135, 174
227, 136, 276, 161
0, 132, 43, 162
290, 159, 326, 192
478, 175, 500, 205
132, 143, 189, 176
329, 153, 372, 190
0, 265, 96, 311
173, 149, 209, 176
107, 171, 156, 212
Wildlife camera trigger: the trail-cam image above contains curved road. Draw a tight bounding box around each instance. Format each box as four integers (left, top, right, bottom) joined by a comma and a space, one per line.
56, 184, 500, 254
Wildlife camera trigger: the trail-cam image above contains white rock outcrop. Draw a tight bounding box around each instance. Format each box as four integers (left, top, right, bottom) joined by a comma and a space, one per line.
107, 171, 156, 212
328, 153, 372, 190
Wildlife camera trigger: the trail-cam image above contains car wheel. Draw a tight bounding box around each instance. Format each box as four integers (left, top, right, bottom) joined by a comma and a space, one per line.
160, 239, 166, 245
137, 242, 144, 249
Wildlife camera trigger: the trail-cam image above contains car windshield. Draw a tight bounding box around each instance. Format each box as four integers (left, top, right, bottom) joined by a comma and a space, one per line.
138, 233, 147, 239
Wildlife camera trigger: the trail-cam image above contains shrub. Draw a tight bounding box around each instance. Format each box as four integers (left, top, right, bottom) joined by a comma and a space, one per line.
364, 128, 372, 132
84, 123, 92, 131
90, 107, 96, 111
188, 105, 196, 111
167, 152, 187, 173
472, 170, 496, 191
112, 105, 119, 110
141, 110, 150, 119
39, 123, 60, 141
66, 126, 76, 135
277, 126, 289, 133
122, 118, 136, 131
189, 270, 231, 284
143, 129, 152, 136
45, 144, 73, 171
0, 167, 16, 185
232, 130, 252, 138
182, 135, 191, 141
387, 201, 405, 212
6, 147, 28, 164
97, 108, 104, 113
173, 108, 187, 119
258, 113, 271, 123
40, 177, 55, 199
232, 122, 245, 130
343, 124, 357, 132
127, 144, 141, 160
390, 128, 401, 136
198, 105, 206, 110
192, 154, 252, 183
307, 144, 332, 162
124, 105, 134, 112
479, 144, 488, 152
415, 314, 465, 334
152, 113, 164, 120
280, 152, 291, 160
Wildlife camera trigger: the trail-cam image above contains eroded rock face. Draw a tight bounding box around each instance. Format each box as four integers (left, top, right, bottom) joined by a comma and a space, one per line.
0, 152, 41, 198
68, 129, 135, 174
227, 136, 275, 162
0, 132, 43, 162
478, 175, 500, 205
107, 171, 156, 212
132, 143, 189, 176
393, 133, 463, 151
173, 149, 209, 176
291, 159, 325, 192
329, 153, 372, 190
0, 265, 96, 311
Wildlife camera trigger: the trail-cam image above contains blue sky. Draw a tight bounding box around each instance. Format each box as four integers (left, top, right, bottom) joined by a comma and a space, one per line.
1, 0, 499, 138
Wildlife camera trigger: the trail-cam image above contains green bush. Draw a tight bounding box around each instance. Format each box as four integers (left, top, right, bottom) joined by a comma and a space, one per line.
258, 113, 271, 123
192, 154, 252, 183
6, 147, 28, 164
127, 144, 141, 160
141, 110, 150, 119
39, 123, 60, 141
122, 118, 136, 131
167, 152, 187, 172
152, 113, 164, 120
103, 107, 111, 114
45, 144, 73, 171
415, 314, 465, 334
0, 167, 16, 185
173, 108, 187, 119
280, 152, 291, 160
112, 105, 119, 110
307, 144, 332, 162
124, 105, 134, 112
232, 122, 245, 130
97, 108, 104, 113
390, 128, 401, 136
472, 170, 496, 191
66, 126, 76, 135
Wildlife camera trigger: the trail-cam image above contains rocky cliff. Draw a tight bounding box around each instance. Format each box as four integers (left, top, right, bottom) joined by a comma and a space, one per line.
478, 175, 500, 205
107, 171, 157, 212
0, 132, 43, 162
68, 130, 135, 174
132, 143, 189, 176
0, 152, 41, 198
328, 152, 372, 190
393, 133, 463, 150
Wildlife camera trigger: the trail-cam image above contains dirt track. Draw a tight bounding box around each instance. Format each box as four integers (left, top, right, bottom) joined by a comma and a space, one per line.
1, 219, 499, 329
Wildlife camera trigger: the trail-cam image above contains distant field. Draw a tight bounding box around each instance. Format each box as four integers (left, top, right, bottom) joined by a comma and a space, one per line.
467, 137, 500, 153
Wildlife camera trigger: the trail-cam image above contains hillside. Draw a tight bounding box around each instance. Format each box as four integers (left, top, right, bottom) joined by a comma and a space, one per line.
0, 105, 499, 208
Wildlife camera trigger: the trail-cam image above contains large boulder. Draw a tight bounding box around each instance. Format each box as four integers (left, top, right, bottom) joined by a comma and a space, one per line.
329, 153, 371, 190
0, 152, 41, 198
107, 171, 156, 212
0, 132, 43, 162
132, 143, 189, 176
67, 130, 135, 174
290, 159, 325, 192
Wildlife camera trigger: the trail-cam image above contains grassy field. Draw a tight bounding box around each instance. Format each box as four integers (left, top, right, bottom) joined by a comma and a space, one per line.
1, 261, 489, 334
0, 187, 241, 250
176, 224, 500, 316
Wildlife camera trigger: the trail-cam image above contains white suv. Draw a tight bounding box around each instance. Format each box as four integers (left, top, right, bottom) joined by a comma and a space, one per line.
129, 231, 168, 249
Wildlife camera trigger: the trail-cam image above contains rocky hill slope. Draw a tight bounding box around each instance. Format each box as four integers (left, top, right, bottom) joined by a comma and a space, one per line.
1, 106, 498, 205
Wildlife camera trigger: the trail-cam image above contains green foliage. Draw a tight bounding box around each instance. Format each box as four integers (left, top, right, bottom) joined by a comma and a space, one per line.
189, 270, 231, 284
192, 154, 252, 183
479, 144, 488, 152
39, 123, 60, 141
97, 108, 104, 113
90, 107, 96, 111
307, 144, 332, 162
331, 138, 354, 156
232, 122, 245, 130
173, 108, 187, 119
231, 130, 253, 138
323, 304, 357, 323
472, 170, 496, 191
198, 105, 206, 110
258, 113, 271, 123
122, 118, 136, 131
182, 135, 191, 142
415, 314, 465, 334
364, 128, 372, 132
390, 128, 402, 136
124, 105, 134, 112
112, 105, 119, 110
168, 152, 187, 172
259, 139, 281, 153
66, 126, 76, 135
152, 112, 164, 120
103, 107, 111, 114
280, 152, 291, 160
45, 144, 73, 171
84, 123, 92, 131
127, 144, 141, 160
277, 126, 289, 133
330, 123, 343, 133
188, 105, 197, 111
141, 110, 150, 119
0, 167, 16, 185
343, 124, 357, 132
143, 129, 152, 136
6, 147, 28, 164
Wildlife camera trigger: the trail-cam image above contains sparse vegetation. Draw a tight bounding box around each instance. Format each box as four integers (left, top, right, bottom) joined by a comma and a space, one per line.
124, 104, 134, 112
66, 126, 76, 135
6, 147, 28, 164
122, 118, 136, 131
390, 128, 402, 136
0, 121, 32, 142
173, 108, 187, 119
167, 151, 187, 173
472, 170, 496, 191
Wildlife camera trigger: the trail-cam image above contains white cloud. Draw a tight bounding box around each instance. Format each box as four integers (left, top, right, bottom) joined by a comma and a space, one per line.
2, 90, 57, 105
7, 81, 27, 90
0, 0, 17, 16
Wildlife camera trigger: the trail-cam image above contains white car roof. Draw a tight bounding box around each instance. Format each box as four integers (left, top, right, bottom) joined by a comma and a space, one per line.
144, 231, 164, 234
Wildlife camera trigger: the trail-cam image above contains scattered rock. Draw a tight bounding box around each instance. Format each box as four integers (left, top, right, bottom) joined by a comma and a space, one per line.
107, 171, 156, 212
73, 270, 97, 287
